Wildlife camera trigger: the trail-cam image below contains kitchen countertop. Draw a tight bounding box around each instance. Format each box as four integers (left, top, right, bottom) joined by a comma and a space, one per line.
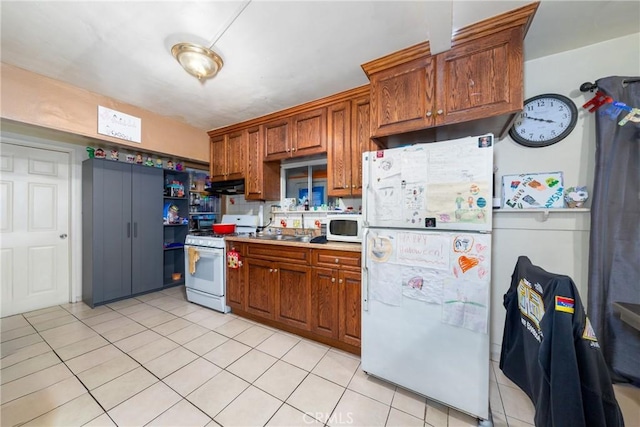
225, 235, 362, 252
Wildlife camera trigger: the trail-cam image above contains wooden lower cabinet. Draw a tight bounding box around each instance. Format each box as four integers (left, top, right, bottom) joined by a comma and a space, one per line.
311, 267, 339, 339
229, 242, 361, 354
311, 267, 361, 348
226, 243, 245, 311
275, 264, 311, 330
339, 269, 361, 347
245, 258, 276, 319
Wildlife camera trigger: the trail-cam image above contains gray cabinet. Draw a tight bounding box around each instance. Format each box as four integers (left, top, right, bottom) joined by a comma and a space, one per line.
82, 159, 163, 306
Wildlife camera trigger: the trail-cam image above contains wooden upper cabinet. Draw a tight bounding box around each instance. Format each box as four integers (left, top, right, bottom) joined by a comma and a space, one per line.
350, 95, 375, 195
226, 131, 245, 180
264, 108, 327, 161
263, 118, 291, 161
292, 107, 327, 157
245, 126, 280, 201
327, 101, 351, 196
209, 132, 246, 182
363, 5, 534, 141
369, 55, 436, 138
435, 27, 523, 127
327, 95, 375, 197
209, 135, 227, 182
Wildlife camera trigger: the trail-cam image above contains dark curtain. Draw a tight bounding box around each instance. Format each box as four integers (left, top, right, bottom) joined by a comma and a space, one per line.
587, 76, 640, 384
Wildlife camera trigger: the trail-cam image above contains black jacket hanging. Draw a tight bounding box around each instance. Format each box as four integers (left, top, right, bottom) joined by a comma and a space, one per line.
500, 256, 624, 427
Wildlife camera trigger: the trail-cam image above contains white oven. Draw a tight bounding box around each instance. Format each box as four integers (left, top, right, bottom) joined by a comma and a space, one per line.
183, 214, 258, 314
184, 243, 229, 313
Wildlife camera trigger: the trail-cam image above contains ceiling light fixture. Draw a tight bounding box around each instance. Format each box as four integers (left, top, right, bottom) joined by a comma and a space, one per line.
171, 43, 223, 80
171, 0, 251, 81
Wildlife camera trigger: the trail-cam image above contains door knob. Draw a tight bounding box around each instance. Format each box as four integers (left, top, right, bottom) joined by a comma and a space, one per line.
59, 233, 68, 239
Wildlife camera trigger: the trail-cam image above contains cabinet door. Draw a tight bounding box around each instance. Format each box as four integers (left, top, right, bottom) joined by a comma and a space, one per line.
131, 166, 163, 295
245, 258, 275, 319
310, 267, 339, 339
275, 263, 311, 330
263, 118, 291, 161
226, 131, 246, 180
370, 56, 436, 138
436, 27, 523, 126
338, 269, 361, 347
327, 101, 352, 197
95, 161, 133, 302
210, 135, 227, 182
292, 107, 327, 157
226, 244, 246, 311
246, 126, 280, 201
350, 95, 374, 196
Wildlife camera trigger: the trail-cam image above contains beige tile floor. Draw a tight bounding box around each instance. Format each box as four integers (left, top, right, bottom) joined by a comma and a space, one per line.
1, 286, 637, 427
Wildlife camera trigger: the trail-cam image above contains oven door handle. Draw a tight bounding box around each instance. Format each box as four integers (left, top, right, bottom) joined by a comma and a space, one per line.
184, 245, 224, 254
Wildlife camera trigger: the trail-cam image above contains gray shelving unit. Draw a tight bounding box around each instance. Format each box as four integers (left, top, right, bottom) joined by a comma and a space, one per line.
82, 159, 163, 307
163, 169, 189, 287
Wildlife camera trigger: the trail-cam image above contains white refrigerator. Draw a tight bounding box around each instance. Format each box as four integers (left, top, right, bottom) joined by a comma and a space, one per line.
361, 134, 494, 420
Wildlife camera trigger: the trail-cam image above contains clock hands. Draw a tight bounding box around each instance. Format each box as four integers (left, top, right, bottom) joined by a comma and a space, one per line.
525, 116, 556, 123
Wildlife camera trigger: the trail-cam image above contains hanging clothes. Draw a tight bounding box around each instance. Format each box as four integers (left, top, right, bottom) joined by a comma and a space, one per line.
587, 76, 640, 384
500, 256, 624, 427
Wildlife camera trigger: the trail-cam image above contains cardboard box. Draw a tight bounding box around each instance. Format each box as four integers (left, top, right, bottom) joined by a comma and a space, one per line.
501, 172, 564, 209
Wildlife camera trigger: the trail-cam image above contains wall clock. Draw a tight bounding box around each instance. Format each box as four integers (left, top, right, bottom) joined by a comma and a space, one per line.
509, 93, 578, 147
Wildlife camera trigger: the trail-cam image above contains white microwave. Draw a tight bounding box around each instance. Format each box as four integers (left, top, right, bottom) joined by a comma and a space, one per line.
326, 214, 363, 243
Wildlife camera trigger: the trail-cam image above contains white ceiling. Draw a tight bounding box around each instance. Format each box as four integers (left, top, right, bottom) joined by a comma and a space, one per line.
1, 1, 638, 131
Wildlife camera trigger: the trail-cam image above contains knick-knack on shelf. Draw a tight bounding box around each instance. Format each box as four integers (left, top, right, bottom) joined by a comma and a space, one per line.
95, 148, 106, 159
110, 149, 119, 161
155, 159, 163, 168
144, 157, 154, 167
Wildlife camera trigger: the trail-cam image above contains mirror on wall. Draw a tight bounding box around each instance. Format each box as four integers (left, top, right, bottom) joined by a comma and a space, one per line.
282, 159, 328, 207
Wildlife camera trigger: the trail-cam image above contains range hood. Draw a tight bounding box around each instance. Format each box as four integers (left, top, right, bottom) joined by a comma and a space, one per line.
206, 179, 245, 195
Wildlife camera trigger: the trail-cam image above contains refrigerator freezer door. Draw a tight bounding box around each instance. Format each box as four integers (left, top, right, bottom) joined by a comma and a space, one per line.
361, 228, 491, 419
363, 135, 493, 232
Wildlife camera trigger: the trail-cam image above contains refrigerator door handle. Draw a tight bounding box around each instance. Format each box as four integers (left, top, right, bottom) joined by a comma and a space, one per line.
362, 152, 370, 228
362, 228, 369, 312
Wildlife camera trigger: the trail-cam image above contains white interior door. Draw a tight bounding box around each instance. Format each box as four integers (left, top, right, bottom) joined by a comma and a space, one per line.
0, 143, 71, 317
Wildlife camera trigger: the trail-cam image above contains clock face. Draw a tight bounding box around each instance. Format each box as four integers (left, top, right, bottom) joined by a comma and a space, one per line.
509, 94, 578, 147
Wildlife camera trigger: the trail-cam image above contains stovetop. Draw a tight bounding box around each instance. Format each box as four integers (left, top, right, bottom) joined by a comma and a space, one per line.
186, 214, 259, 248
188, 230, 255, 239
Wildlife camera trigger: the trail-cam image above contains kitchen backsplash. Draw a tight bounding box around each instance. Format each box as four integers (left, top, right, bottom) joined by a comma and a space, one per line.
225, 195, 361, 232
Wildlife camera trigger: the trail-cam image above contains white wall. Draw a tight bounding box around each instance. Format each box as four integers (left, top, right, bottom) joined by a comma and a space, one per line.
490, 32, 640, 359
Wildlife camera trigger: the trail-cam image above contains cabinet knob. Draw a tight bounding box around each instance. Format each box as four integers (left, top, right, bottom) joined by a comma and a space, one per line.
351, 185, 355, 188
286, 148, 290, 152
426, 111, 433, 117
269, 268, 273, 272
273, 268, 278, 273
238, 261, 243, 267
331, 278, 336, 283
339, 279, 343, 284
344, 185, 348, 189
437, 109, 443, 115
335, 258, 339, 264
292, 147, 296, 152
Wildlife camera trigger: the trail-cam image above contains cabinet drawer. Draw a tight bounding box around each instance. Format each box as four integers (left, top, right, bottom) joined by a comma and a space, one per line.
246, 243, 310, 264
312, 250, 361, 270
